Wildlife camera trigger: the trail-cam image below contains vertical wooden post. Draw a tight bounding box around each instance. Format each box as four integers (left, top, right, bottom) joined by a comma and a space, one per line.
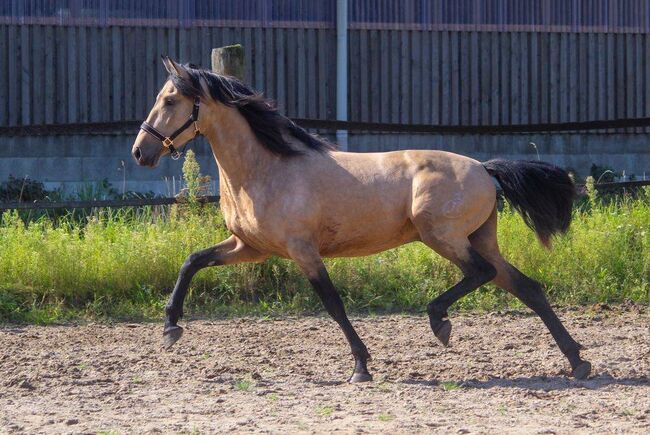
211, 44, 245, 80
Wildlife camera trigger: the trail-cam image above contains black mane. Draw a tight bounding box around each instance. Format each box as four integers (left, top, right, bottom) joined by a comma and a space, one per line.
170, 65, 335, 156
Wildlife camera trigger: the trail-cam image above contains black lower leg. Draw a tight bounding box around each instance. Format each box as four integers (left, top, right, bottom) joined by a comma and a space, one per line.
427, 249, 496, 345
163, 246, 222, 344
507, 267, 588, 376
308, 267, 372, 382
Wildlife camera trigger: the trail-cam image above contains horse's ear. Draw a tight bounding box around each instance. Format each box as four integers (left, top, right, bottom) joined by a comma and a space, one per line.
161, 55, 189, 79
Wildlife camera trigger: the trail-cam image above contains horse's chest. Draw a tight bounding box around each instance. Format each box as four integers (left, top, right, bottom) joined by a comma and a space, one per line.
220, 195, 271, 248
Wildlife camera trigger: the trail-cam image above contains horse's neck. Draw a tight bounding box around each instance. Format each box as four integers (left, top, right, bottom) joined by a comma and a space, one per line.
202, 106, 276, 193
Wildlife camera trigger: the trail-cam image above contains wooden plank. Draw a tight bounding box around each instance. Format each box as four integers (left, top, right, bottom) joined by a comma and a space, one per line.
275, 29, 286, 114
31, 25, 44, 125
646, 34, 650, 133
55, 26, 67, 124
500, 32, 510, 125
317, 29, 328, 119
265, 28, 275, 101
597, 34, 607, 122
410, 30, 422, 124
0, 25, 6, 125
111, 27, 122, 121
607, 34, 616, 132
458, 32, 471, 124
297, 28, 307, 118
367, 29, 380, 123
68, 26, 79, 123
286, 29, 297, 117
450, 31, 460, 125
305, 28, 317, 119
123, 27, 134, 120
400, 31, 410, 123
510, 32, 521, 124
490, 32, 500, 125
539, 32, 549, 124
360, 29, 370, 122
441, 31, 451, 125
144, 28, 155, 112
349, 30, 359, 121
568, 33, 578, 122
470, 31, 479, 125
421, 30, 431, 126
635, 34, 644, 133
379, 30, 390, 123
178, 28, 189, 63
241, 28, 252, 84
587, 32, 597, 123
327, 28, 337, 121
20, 25, 30, 124
520, 32, 529, 125
578, 34, 588, 123
390, 30, 400, 123
100, 27, 112, 121
560, 32, 569, 123
7, 25, 18, 125
625, 34, 634, 123
78, 26, 88, 123
549, 32, 559, 123
253, 28, 264, 91
480, 31, 491, 125
89, 26, 101, 122
135, 28, 147, 118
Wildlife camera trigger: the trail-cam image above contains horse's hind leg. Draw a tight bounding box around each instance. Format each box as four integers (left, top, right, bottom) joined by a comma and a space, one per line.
163, 235, 268, 349
418, 229, 497, 347
469, 207, 592, 379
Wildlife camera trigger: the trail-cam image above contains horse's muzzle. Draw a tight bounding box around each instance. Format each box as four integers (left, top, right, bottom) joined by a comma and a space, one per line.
132, 144, 160, 167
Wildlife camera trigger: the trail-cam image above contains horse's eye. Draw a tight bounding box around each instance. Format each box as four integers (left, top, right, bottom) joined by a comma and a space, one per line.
165, 98, 176, 106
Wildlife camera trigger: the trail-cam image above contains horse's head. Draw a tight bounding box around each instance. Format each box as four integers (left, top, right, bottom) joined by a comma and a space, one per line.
132, 56, 202, 167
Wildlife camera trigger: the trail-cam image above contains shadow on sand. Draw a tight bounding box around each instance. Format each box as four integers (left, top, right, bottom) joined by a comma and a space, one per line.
401, 374, 649, 391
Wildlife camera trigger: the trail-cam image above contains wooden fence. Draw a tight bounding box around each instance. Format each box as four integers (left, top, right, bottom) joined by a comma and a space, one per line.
2, 24, 650, 132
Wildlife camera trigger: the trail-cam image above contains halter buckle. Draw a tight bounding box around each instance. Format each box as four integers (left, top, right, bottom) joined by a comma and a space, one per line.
162, 137, 174, 148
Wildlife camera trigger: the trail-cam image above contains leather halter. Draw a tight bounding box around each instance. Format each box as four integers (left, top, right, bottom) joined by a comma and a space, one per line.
140, 98, 201, 160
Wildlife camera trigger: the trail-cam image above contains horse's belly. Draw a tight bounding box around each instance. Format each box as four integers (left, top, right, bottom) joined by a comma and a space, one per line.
318, 219, 419, 257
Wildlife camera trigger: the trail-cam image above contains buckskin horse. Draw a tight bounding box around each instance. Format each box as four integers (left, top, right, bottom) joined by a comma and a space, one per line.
131, 57, 591, 382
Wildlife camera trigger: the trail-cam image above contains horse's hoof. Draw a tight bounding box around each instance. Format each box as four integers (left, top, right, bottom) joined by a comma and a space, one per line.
572, 360, 592, 380
434, 320, 452, 347
348, 372, 373, 383
163, 325, 184, 349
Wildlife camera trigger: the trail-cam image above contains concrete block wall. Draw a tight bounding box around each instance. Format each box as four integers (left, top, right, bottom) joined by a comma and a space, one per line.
1, 133, 649, 197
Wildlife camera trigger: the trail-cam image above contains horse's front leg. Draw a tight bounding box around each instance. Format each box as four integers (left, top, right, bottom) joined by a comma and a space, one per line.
288, 241, 372, 383
164, 235, 268, 348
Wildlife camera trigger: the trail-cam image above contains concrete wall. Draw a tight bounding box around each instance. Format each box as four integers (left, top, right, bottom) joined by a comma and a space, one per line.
2, 132, 648, 196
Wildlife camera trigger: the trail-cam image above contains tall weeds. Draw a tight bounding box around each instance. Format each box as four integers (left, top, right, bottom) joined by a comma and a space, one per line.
0, 195, 648, 323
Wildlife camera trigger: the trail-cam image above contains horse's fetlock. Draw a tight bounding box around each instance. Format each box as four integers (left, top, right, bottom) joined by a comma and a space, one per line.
427, 301, 447, 320
165, 304, 182, 323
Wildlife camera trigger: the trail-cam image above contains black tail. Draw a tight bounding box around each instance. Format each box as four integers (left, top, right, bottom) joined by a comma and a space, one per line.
482, 159, 576, 247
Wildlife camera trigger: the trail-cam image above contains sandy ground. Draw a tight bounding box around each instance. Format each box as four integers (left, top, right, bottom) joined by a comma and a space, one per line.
0, 305, 648, 434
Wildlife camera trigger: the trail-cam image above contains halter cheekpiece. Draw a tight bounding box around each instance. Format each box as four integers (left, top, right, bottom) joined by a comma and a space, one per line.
140, 97, 201, 160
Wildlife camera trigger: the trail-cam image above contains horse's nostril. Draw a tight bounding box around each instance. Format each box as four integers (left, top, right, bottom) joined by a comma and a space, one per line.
133, 147, 142, 161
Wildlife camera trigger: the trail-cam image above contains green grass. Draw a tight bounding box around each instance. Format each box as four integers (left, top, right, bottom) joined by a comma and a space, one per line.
440, 381, 462, 391
233, 378, 253, 392
0, 193, 648, 324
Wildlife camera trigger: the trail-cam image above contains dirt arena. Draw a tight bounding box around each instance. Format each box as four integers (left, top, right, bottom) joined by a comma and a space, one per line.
1, 305, 648, 434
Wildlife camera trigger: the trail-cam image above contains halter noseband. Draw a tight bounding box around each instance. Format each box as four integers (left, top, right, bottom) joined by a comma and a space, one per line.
140, 97, 201, 160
